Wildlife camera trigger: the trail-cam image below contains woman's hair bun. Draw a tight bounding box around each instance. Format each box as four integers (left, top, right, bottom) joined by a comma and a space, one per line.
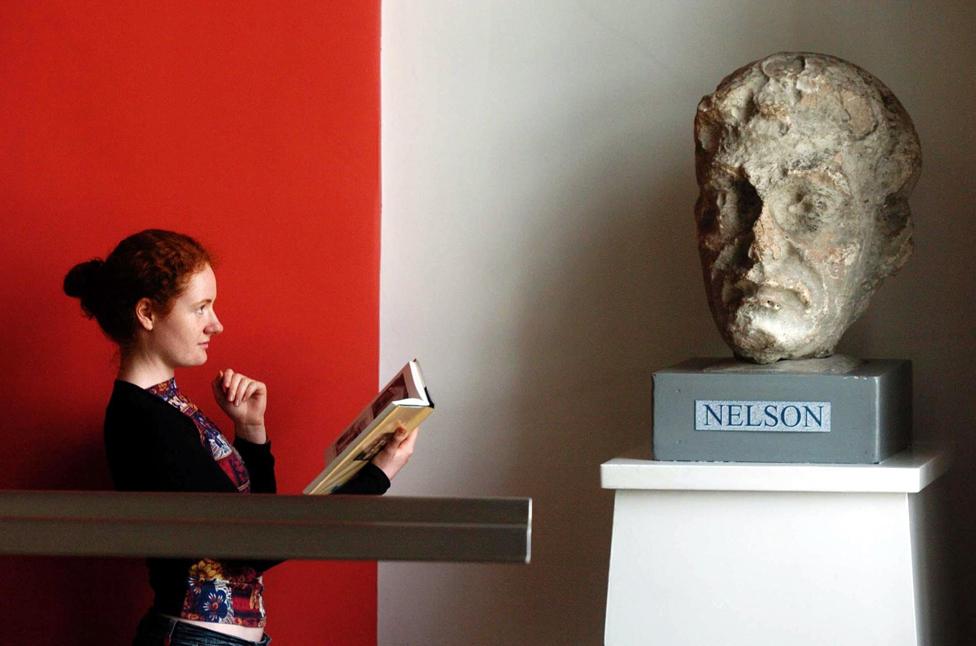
66, 230, 211, 345
63, 258, 105, 301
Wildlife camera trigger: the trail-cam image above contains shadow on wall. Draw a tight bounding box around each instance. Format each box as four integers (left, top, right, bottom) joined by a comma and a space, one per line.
497, 94, 720, 641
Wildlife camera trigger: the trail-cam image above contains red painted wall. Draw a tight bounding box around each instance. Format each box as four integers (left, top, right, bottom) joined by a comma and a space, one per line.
0, 2, 380, 644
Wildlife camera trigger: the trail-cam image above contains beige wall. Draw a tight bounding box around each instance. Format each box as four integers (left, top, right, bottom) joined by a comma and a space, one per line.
380, 2, 976, 643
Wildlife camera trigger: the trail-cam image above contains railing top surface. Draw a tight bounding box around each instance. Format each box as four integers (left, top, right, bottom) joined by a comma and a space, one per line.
0, 489, 531, 524
0, 491, 532, 563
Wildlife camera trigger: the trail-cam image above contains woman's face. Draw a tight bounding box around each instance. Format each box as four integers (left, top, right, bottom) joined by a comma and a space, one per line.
147, 264, 223, 368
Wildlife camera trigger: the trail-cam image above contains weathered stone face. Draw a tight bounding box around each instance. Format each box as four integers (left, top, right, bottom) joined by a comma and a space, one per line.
694, 52, 921, 363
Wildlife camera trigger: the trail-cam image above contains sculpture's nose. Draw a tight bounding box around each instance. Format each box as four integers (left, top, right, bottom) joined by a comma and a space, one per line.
747, 207, 788, 267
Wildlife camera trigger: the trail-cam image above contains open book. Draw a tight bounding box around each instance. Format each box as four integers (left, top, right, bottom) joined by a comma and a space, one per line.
303, 359, 434, 495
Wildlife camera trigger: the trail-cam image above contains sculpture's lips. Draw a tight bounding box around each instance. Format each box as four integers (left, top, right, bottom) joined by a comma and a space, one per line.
733, 279, 812, 312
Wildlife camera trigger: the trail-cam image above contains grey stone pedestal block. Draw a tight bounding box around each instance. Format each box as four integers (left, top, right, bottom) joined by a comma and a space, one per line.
652, 358, 911, 464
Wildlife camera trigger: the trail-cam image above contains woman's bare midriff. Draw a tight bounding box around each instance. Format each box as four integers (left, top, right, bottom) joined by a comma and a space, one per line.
163, 615, 264, 642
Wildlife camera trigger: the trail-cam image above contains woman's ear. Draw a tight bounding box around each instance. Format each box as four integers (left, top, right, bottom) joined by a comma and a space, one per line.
135, 298, 155, 331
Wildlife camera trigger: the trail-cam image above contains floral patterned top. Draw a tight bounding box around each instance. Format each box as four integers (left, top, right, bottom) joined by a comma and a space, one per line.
146, 378, 266, 628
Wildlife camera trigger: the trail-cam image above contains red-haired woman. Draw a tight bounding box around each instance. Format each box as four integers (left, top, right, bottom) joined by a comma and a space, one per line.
64, 229, 417, 646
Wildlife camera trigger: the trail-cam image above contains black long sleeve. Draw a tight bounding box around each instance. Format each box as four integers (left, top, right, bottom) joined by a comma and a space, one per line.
105, 380, 388, 496
334, 462, 391, 494
232, 436, 277, 494
104, 381, 389, 579
105, 381, 246, 494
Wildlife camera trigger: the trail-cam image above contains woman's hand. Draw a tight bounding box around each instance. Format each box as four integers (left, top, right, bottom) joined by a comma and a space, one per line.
211, 369, 268, 443
372, 425, 419, 481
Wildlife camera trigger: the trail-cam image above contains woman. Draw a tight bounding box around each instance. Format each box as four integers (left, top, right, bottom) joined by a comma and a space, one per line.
64, 229, 417, 646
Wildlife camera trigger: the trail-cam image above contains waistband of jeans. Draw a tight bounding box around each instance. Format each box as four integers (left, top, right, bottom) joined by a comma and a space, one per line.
142, 610, 270, 645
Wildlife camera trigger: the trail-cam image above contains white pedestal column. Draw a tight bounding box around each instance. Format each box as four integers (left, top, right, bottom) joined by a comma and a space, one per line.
601, 450, 950, 646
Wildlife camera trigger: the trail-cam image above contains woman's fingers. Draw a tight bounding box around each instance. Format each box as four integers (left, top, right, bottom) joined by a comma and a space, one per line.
386, 425, 408, 448
230, 373, 248, 405
210, 370, 268, 430
233, 377, 247, 405
392, 425, 408, 443
225, 373, 239, 404
398, 426, 419, 451
213, 369, 265, 406
241, 381, 260, 406
386, 426, 417, 457
373, 425, 419, 480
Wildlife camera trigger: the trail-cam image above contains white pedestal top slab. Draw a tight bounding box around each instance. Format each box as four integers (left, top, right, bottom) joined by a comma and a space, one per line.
601, 446, 948, 493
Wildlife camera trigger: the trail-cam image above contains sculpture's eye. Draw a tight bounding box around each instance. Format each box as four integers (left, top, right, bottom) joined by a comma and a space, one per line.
726, 179, 762, 237
787, 192, 821, 232
696, 177, 762, 244
769, 183, 839, 235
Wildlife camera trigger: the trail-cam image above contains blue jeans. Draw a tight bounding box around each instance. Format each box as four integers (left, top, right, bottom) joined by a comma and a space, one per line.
132, 610, 272, 646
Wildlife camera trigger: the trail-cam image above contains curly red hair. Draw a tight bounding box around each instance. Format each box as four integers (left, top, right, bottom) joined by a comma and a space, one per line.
64, 230, 214, 348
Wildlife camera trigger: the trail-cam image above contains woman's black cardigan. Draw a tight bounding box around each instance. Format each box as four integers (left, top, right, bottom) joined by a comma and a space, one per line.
103, 379, 389, 615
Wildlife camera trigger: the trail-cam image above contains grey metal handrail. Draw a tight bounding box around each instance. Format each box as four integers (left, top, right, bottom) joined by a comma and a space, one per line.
0, 490, 531, 563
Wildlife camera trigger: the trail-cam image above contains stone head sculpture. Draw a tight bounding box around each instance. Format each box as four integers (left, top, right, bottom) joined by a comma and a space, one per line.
694, 52, 921, 364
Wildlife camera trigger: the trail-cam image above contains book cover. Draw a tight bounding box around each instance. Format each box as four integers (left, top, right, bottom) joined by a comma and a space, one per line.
304, 359, 433, 495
